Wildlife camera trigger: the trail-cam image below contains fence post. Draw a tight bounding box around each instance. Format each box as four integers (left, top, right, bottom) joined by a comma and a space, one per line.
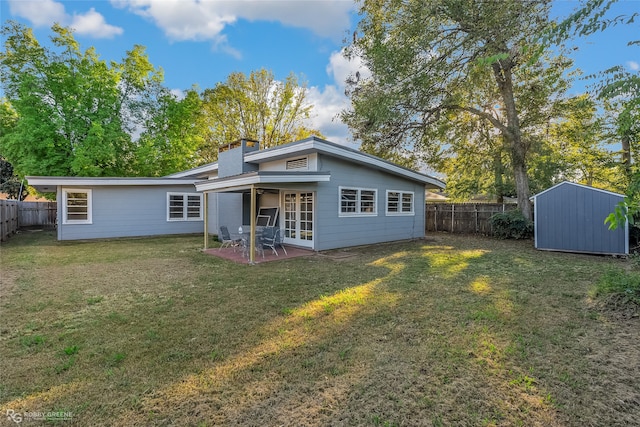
474, 204, 479, 233
451, 203, 455, 233
434, 205, 438, 232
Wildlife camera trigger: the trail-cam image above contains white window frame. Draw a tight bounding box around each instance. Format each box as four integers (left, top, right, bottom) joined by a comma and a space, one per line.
62, 188, 92, 225
167, 192, 203, 222
338, 186, 378, 217
386, 190, 415, 216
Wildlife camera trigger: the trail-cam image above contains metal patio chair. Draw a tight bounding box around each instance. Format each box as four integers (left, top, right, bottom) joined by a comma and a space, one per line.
219, 226, 240, 251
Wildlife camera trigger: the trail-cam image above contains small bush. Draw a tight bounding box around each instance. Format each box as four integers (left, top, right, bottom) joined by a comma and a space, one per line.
489, 210, 533, 239
591, 268, 640, 305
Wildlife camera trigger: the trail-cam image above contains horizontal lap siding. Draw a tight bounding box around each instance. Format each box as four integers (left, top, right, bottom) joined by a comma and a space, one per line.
536, 183, 626, 255
315, 156, 425, 251
58, 185, 204, 240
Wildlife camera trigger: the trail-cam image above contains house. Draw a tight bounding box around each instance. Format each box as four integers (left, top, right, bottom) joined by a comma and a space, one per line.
531, 181, 629, 256
27, 136, 445, 252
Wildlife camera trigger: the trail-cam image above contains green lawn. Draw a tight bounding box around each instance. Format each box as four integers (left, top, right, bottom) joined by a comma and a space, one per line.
1, 231, 638, 426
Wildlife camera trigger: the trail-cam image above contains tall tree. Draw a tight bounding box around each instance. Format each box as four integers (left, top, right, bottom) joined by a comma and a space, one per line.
549, 0, 639, 228
342, 0, 572, 220
132, 88, 207, 176
547, 95, 616, 188
200, 69, 322, 161
0, 21, 164, 177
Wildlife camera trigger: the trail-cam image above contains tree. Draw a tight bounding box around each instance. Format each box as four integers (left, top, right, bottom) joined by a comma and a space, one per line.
546, 95, 617, 188
200, 69, 322, 162
342, 0, 572, 220
0, 21, 164, 177
0, 156, 27, 200
132, 88, 208, 176
549, 0, 640, 228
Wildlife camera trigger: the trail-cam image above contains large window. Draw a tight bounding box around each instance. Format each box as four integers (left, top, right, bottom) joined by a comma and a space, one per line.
63, 189, 92, 224
339, 187, 377, 216
386, 190, 414, 215
167, 193, 203, 221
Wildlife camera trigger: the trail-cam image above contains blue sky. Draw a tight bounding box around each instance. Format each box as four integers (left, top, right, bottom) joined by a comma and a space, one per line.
1, 0, 638, 145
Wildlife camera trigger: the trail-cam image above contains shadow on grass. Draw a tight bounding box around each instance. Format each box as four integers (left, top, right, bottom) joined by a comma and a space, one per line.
1, 233, 634, 426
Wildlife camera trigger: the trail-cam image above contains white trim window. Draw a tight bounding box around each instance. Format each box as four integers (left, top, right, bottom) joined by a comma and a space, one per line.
339, 186, 377, 216
386, 190, 415, 215
167, 193, 203, 221
62, 188, 92, 224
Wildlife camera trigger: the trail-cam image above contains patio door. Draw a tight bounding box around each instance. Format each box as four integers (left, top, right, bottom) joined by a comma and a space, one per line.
282, 192, 314, 248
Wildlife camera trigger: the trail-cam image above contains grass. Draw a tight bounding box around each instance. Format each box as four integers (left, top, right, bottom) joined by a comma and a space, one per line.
1, 231, 639, 426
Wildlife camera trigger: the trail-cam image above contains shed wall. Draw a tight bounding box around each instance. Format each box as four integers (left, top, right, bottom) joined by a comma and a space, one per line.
57, 185, 204, 240
535, 183, 627, 255
314, 155, 426, 251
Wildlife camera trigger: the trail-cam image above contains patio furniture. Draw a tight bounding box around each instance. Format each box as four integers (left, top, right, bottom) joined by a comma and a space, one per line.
219, 226, 240, 251
275, 228, 287, 256
239, 228, 265, 259
260, 227, 279, 256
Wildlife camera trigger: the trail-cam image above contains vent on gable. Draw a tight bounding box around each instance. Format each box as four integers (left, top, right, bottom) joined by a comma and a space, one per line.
286, 157, 308, 170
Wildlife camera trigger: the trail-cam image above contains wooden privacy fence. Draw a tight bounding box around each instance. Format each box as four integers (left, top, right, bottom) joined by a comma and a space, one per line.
0, 200, 57, 242
426, 202, 518, 235
19, 201, 57, 228
0, 200, 19, 242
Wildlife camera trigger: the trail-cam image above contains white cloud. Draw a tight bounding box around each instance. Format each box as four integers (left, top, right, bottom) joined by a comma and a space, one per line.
8, 0, 66, 27
326, 49, 370, 91
628, 61, 640, 71
305, 49, 369, 146
112, 0, 353, 49
70, 8, 124, 38
8, 0, 123, 39
306, 84, 351, 144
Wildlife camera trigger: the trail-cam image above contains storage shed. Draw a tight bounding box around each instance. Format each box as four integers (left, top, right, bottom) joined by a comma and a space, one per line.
531, 181, 628, 256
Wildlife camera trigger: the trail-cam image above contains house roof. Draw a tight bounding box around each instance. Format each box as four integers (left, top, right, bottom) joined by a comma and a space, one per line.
26, 176, 199, 193
165, 162, 218, 179
167, 136, 445, 189
27, 137, 445, 192
244, 136, 445, 189
195, 171, 331, 192
530, 181, 624, 201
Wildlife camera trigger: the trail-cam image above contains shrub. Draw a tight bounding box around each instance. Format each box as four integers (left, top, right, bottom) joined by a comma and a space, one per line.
591, 268, 640, 305
489, 210, 533, 239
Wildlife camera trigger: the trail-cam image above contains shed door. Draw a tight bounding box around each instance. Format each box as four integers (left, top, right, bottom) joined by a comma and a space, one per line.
283, 192, 314, 248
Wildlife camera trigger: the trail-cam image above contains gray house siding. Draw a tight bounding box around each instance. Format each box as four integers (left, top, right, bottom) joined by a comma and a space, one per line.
314, 155, 426, 251
534, 182, 628, 255
57, 185, 203, 241
216, 193, 244, 236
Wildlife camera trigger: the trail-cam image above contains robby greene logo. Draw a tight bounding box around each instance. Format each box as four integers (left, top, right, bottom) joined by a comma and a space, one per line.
6, 409, 73, 423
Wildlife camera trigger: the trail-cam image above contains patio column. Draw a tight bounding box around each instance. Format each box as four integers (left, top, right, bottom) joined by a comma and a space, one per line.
249, 185, 257, 264
203, 191, 209, 250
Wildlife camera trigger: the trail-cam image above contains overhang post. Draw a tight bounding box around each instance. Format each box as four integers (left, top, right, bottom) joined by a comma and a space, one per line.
203, 192, 209, 250
249, 185, 257, 264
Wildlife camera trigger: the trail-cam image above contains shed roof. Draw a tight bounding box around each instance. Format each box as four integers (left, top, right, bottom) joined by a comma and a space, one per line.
530, 181, 624, 201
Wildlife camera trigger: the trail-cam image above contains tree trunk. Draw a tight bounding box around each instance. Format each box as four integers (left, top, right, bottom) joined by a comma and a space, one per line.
622, 134, 631, 178
493, 150, 504, 203
492, 57, 532, 220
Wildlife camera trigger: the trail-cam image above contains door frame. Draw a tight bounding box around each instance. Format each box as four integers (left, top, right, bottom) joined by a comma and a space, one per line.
280, 190, 315, 249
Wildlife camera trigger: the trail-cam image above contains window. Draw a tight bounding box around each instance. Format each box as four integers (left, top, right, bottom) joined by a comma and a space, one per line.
339, 187, 377, 216
386, 190, 414, 215
167, 193, 203, 221
63, 189, 92, 224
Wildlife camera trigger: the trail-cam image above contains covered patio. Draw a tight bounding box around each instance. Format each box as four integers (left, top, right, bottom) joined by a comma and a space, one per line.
196, 170, 330, 264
